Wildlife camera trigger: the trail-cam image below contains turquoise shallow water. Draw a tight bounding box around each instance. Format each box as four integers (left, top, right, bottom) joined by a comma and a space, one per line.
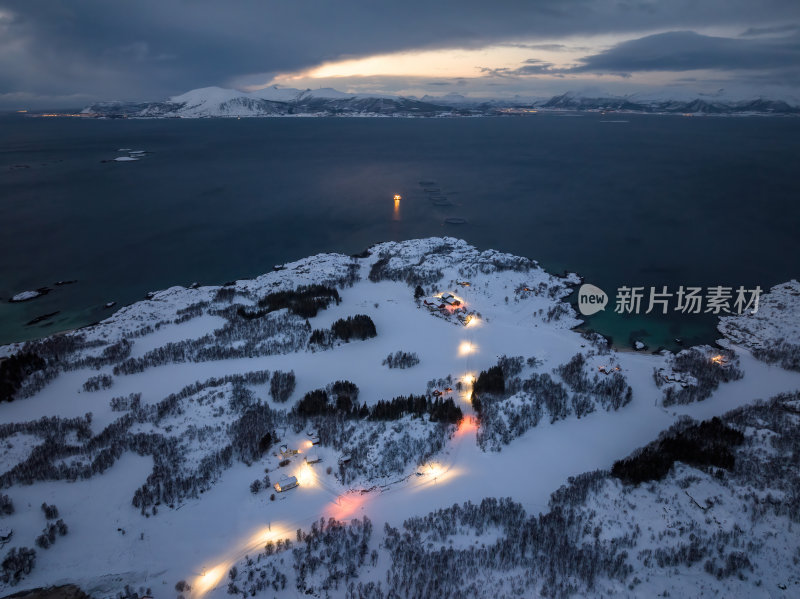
1, 113, 798, 349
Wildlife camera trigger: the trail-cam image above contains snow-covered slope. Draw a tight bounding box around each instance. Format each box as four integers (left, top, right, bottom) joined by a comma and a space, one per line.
1, 238, 799, 598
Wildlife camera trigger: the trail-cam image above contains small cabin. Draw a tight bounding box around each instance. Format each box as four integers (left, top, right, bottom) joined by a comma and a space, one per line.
305, 452, 321, 464
274, 476, 298, 492
310, 436, 320, 445
338, 454, 351, 465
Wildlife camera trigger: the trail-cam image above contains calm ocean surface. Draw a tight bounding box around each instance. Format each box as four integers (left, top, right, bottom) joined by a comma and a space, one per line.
1, 114, 798, 350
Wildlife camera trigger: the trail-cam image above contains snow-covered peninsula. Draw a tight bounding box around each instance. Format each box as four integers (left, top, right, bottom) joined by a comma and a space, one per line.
1, 238, 799, 598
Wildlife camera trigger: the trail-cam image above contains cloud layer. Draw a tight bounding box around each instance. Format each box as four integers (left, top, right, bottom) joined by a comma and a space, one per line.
0, 0, 798, 107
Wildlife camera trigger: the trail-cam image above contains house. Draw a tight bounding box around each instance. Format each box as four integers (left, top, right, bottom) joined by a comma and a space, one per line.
338, 454, 351, 465
305, 451, 321, 464
310, 436, 320, 445
274, 476, 298, 492
279, 445, 299, 458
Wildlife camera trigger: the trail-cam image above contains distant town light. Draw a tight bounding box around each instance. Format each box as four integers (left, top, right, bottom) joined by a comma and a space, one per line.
393, 194, 402, 201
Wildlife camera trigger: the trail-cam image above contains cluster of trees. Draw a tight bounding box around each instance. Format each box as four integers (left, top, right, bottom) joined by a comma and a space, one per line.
382, 491, 633, 599
556, 354, 633, 411
173, 301, 209, 324
249, 474, 270, 494
35, 518, 68, 549
227, 539, 295, 597
1, 546, 36, 586
229, 403, 279, 464
0, 370, 284, 516
71, 339, 132, 371
752, 339, 800, 372
325, 315, 377, 342
476, 372, 568, 450
82, 374, 113, 392
474, 354, 632, 451
292, 516, 373, 593
149, 371, 271, 421
611, 416, 744, 484
110, 392, 142, 412
113, 309, 310, 374
301, 412, 454, 485
294, 384, 461, 424
294, 381, 360, 418
245, 284, 341, 319
213, 287, 238, 303
369, 396, 461, 423
0, 494, 13, 516
715, 392, 800, 523
368, 253, 445, 287
227, 561, 288, 597
0, 414, 95, 487
3, 332, 115, 400
382, 351, 420, 369
0, 351, 45, 403
656, 347, 744, 406
471, 365, 505, 412
545, 303, 573, 322
41, 502, 59, 519
269, 370, 296, 403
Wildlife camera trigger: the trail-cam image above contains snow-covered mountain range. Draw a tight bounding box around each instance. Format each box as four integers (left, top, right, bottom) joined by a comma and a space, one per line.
81, 86, 800, 118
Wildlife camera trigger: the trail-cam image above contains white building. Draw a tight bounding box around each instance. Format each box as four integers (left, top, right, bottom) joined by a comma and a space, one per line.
274, 476, 298, 492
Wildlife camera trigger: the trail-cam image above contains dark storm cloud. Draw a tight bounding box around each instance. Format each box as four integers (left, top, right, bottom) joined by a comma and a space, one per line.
486, 30, 800, 80
481, 59, 564, 77
740, 23, 800, 37
1, 0, 799, 106
572, 30, 800, 73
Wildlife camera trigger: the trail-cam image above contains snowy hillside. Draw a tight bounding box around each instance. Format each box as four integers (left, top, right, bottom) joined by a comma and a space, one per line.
1, 238, 799, 598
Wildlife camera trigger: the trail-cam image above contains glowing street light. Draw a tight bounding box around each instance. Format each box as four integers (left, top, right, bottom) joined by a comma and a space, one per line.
458, 341, 476, 356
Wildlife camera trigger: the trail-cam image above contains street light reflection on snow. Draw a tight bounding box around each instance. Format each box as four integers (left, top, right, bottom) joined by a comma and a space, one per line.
192, 524, 292, 596
193, 564, 227, 595
296, 462, 316, 487
412, 462, 461, 490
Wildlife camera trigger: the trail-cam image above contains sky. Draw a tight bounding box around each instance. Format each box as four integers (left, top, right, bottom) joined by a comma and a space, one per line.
1, 0, 799, 108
